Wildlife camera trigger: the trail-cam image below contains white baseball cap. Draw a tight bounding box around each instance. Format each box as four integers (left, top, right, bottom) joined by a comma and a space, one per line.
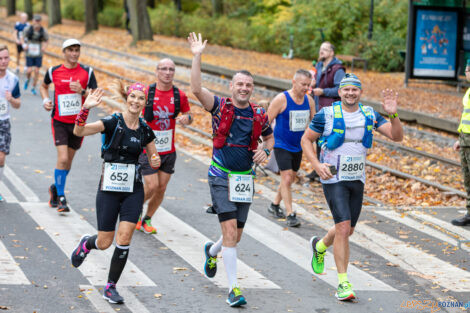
62, 39, 81, 50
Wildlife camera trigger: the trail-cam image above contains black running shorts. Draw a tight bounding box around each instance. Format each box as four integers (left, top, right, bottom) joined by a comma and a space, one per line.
52, 119, 84, 150
96, 182, 144, 231
274, 148, 303, 172
139, 152, 176, 176
322, 180, 364, 227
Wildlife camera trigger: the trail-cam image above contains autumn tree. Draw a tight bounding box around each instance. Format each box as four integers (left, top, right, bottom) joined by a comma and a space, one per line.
47, 0, 62, 27
24, 0, 33, 20
84, 0, 99, 33
42, 0, 47, 14
127, 0, 153, 44
212, 0, 223, 17
6, 0, 15, 16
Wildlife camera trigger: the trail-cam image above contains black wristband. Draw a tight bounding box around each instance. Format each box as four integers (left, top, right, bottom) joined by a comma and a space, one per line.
264, 148, 270, 157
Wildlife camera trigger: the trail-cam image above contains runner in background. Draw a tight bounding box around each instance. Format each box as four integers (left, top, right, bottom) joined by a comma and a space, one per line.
13, 13, 29, 75
0, 45, 21, 201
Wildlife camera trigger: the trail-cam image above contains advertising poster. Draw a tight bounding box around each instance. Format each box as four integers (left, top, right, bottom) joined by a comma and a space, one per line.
413, 9, 458, 78
464, 14, 470, 51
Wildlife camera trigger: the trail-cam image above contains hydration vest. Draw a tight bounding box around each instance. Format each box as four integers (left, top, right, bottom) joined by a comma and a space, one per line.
144, 83, 180, 123
26, 26, 45, 42
101, 113, 146, 162
458, 88, 470, 134
318, 101, 374, 150
213, 98, 265, 151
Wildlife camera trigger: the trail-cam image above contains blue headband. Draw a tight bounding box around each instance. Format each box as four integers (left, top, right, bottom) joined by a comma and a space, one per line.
340, 73, 362, 90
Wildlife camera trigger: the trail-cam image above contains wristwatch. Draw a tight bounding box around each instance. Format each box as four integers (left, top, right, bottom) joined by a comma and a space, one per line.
264, 148, 270, 157
81, 89, 86, 96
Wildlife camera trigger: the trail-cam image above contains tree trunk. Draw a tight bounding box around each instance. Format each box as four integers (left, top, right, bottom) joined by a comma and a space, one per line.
147, 0, 155, 8
24, 0, 33, 20
6, 0, 15, 16
47, 0, 62, 27
127, 0, 153, 45
42, 0, 47, 14
84, 0, 99, 33
174, 0, 181, 11
211, 0, 223, 17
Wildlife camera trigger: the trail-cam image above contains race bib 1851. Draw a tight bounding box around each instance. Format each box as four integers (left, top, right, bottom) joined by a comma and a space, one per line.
228, 174, 253, 203
154, 130, 173, 152
289, 110, 310, 132
28, 43, 40, 56
58, 93, 81, 116
101, 163, 135, 192
338, 155, 366, 181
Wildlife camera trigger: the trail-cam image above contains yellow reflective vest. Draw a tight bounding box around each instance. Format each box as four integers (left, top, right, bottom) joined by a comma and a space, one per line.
458, 88, 470, 133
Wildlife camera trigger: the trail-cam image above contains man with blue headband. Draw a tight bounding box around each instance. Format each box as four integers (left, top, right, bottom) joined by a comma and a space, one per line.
301, 73, 403, 301
452, 59, 470, 226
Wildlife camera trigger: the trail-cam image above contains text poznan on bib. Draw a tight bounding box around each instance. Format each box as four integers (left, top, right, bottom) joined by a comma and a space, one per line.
228, 173, 253, 203
58, 93, 81, 116
102, 163, 135, 192
337, 155, 366, 181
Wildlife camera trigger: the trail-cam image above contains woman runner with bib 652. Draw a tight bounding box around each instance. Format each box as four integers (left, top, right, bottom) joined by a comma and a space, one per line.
70, 84, 160, 304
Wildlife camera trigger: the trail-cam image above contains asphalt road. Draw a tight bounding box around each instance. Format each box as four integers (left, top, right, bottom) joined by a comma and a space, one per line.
0, 84, 469, 313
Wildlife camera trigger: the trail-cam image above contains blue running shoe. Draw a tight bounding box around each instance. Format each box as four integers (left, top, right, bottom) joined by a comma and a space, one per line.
31, 88, 37, 95
103, 283, 124, 304
23, 79, 29, 90
226, 287, 246, 307
204, 241, 217, 278
71, 235, 90, 268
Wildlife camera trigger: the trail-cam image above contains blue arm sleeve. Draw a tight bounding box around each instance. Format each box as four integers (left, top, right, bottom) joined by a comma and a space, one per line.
308, 109, 326, 134
322, 69, 345, 98
374, 110, 388, 129
12, 81, 20, 98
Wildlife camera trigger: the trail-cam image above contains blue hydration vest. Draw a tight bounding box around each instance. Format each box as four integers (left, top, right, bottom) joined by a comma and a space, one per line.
318, 101, 374, 150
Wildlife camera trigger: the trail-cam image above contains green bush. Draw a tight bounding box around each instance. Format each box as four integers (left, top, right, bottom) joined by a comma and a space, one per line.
62, 0, 85, 22
98, 6, 124, 28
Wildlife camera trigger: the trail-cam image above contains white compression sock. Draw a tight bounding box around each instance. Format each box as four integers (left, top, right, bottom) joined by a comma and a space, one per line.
221, 246, 238, 291
0, 166, 4, 181
209, 236, 223, 257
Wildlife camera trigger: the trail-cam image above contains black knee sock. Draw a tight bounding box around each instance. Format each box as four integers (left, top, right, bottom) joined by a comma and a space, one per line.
85, 235, 98, 250
143, 215, 151, 222
107, 245, 130, 284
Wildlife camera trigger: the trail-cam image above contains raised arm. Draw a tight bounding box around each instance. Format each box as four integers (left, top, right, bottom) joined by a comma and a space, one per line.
188, 32, 214, 112
73, 89, 105, 137
376, 89, 403, 142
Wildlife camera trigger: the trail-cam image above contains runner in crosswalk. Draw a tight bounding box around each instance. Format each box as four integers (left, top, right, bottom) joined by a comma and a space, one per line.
70, 83, 160, 304
189, 32, 274, 307
301, 74, 403, 301
0, 45, 21, 202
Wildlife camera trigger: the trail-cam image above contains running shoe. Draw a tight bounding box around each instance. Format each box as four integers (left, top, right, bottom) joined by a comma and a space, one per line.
71, 235, 90, 268
48, 184, 58, 208
31, 87, 37, 95
23, 79, 29, 90
335, 281, 356, 301
286, 212, 301, 227
103, 283, 124, 304
309, 236, 325, 274
268, 203, 285, 218
226, 287, 246, 307
57, 196, 70, 213
135, 219, 142, 231
0, 194, 4, 202
204, 241, 217, 278
205, 205, 216, 214
141, 218, 156, 234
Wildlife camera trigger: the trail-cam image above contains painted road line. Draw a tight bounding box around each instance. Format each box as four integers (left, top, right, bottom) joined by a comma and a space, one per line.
0, 239, 30, 285
79, 285, 115, 313
0, 181, 19, 203
176, 146, 470, 292
120, 287, 155, 313
375, 210, 470, 252
21, 202, 155, 287
4, 165, 39, 202
245, 211, 396, 291
408, 211, 470, 241
154, 207, 280, 289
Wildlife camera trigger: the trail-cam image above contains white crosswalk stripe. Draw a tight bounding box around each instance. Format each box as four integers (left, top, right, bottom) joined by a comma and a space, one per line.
0, 239, 30, 285
79, 285, 115, 313
154, 207, 280, 289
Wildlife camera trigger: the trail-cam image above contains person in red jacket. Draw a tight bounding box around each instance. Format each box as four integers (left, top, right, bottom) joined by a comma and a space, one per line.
40, 39, 97, 212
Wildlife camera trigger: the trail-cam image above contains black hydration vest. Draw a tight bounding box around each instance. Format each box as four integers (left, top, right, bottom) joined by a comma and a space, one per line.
144, 83, 181, 123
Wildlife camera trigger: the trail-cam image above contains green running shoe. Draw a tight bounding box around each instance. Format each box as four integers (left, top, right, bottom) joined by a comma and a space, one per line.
309, 236, 325, 274
226, 286, 246, 307
335, 281, 356, 301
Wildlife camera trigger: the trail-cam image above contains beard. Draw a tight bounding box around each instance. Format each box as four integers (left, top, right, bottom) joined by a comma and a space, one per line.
342, 98, 359, 107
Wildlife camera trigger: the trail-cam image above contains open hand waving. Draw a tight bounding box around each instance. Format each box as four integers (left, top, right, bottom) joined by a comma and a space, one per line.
187, 32, 207, 56
381, 89, 398, 115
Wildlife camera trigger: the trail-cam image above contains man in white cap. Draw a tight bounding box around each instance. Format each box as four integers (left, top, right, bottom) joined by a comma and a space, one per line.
40, 39, 98, 213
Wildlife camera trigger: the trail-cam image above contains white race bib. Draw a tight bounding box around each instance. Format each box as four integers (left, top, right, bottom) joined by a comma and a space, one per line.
153, 130, 173, 152
28, 43, 41, 56
0, 98, 8, 116
338, 155, 366, 181
58, 93, 81, 116
101, 163, 135, 192
289, 110, 310, 132
228, 174, 253, 203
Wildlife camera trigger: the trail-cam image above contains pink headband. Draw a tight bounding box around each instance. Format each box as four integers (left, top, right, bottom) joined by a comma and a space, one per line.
127, 82, 148, 98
